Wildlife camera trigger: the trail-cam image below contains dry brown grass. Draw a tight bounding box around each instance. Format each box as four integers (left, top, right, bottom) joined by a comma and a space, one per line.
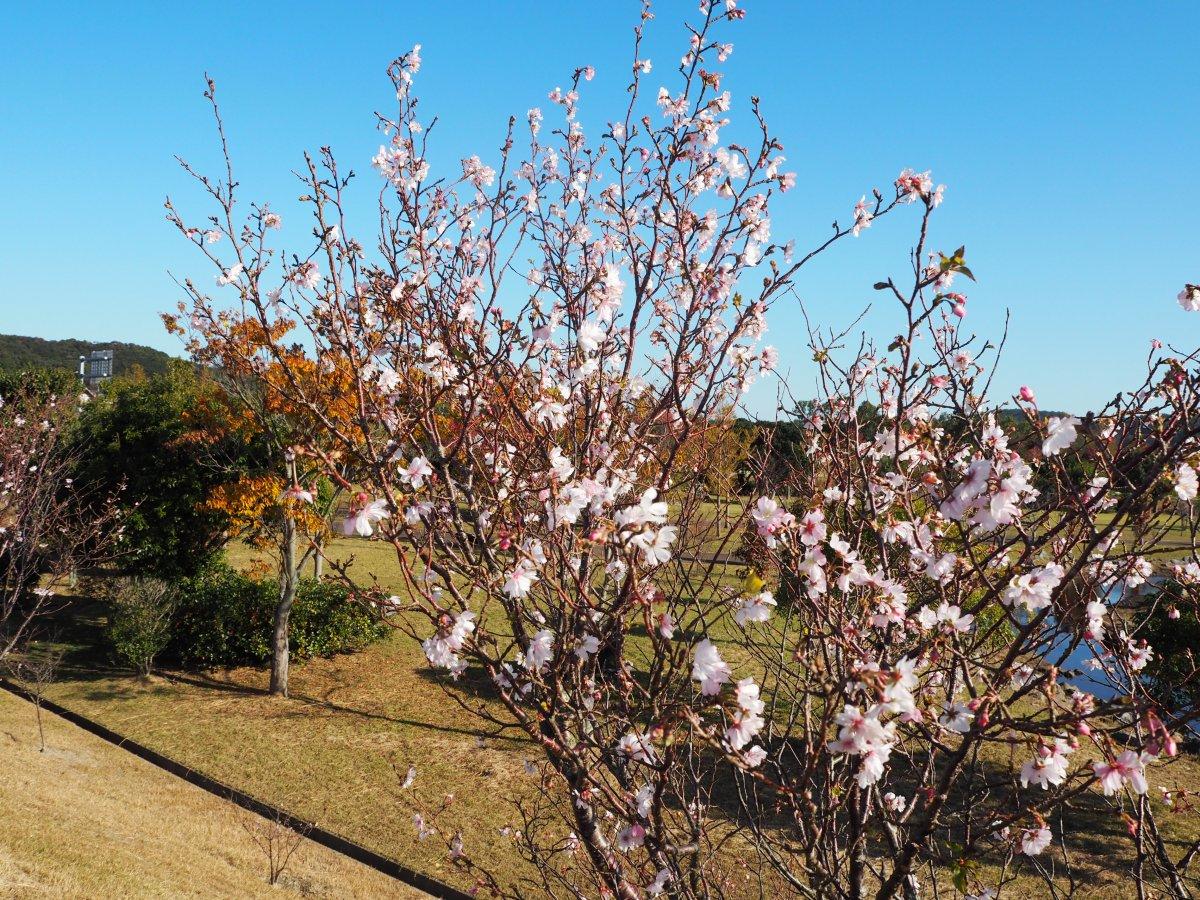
0, 688, 426, 899
26, 532, 1200, 898
41, 591, 541, 894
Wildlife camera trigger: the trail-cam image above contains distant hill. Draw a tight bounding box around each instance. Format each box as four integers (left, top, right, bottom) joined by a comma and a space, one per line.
0, 334, 177, 377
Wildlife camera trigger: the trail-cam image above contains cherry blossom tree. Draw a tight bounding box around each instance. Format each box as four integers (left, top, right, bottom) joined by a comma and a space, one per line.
0, 384, 122, 660
720, 225, 1200, 900
167, 3, 1200, 896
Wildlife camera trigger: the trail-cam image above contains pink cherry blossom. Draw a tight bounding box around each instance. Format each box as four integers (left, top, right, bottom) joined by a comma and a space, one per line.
692, 639, 731, 696
1020, 826, 1052, 856
524, 629, 555, 672
401, 455, 434, 489
1175, 463, 1198, 501
1021, 740, 1072, 790
504, 565, 539, 599
281, 484, 314, 504
1093, 750, 1148, 796
1042, 415, 1080, 456
343, 496, 389, 537
658, 612, 676, 639
851, 195, 873, 236
1178, 284, 1200, 312
733, 590, 776, 626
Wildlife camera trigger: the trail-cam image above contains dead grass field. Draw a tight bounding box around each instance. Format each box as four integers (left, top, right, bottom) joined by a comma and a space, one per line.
0, 688, 426, 899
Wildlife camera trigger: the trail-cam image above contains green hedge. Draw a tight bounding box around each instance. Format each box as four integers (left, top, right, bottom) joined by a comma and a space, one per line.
166, 563, 388, 669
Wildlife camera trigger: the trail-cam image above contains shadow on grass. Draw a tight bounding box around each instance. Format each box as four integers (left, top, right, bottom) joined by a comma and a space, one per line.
31, 594, 124, 679
70, 663, 529, 746
39, 590, 524, 746
719, 739, 1179, 894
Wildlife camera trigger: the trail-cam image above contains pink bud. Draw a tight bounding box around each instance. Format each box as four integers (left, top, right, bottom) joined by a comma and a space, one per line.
952, 303, 966, 318
1019, 385, 1036, 403
498, 536, 512, 550
1169, 606, 1181, 620
1077, 721, 1091, 736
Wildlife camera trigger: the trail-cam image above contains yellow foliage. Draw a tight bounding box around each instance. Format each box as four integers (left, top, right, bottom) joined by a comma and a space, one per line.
204, 473, 329, 541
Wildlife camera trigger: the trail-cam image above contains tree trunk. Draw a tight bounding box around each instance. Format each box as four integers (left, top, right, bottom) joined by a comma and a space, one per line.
597, 625, 625, 681
848, 790, 867, 900
565, 766, 641, 900
270, 509, 298, 697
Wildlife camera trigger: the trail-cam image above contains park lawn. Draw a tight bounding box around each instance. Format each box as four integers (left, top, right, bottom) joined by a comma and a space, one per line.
0, 688, 426, 899
40, 598, 542, 895
29, 532, 1200, 898
33, 534, 750, 896
1050, 509, 1196, 560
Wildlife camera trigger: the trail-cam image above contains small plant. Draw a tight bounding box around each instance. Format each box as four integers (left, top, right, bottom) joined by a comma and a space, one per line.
105, 577, 176, 676
7, 640, 65, 752
237, 805, 310, 886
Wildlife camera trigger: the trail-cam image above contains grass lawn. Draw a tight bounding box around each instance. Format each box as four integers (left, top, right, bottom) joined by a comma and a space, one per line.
0, 688, 426, 898
23, 528, 1200, 897
40, 594, 541, 895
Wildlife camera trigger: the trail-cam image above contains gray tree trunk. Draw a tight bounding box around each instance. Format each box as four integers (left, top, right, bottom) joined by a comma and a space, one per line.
270, 513, 297, 696
270, 458, 300, 698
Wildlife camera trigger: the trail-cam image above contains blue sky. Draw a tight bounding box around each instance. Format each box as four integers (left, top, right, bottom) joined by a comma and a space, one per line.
3, 1, 1197, 415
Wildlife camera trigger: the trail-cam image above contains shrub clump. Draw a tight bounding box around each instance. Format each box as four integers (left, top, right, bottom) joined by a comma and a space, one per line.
165, 562, 388, 669
105, 577, 177, 676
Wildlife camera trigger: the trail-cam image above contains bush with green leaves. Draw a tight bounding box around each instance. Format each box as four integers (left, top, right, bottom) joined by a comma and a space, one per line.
1135, 578, 1200, 713
70, 360, 263, 579
166, 562, 388, 669
105, 577, 177, 676
0, 365, 79, 401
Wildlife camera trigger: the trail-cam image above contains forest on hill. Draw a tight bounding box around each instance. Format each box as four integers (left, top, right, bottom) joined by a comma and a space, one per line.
0, 333, 175, 376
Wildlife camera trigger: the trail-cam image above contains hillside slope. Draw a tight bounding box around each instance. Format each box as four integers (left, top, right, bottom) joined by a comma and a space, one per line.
0, 689, 425, 898
0, 333, 176, 376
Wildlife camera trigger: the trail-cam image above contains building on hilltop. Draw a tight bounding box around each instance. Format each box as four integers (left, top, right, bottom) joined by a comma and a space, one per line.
79, 349, 114, 392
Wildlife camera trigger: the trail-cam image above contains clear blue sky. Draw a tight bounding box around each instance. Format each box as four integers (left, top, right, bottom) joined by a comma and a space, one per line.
3, 1, 1197, 414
